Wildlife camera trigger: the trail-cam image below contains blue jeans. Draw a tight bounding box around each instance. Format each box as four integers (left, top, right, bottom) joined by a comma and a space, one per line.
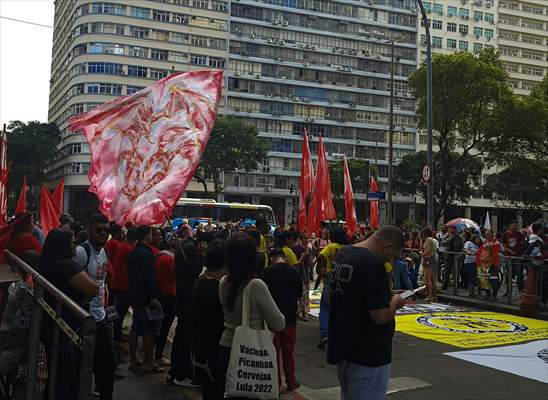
392, 261, 412, 290
319, 278, 330, 338
337, 361, 391, 400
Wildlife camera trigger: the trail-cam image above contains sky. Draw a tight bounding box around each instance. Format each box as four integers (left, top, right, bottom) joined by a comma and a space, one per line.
0, 0, 55, 125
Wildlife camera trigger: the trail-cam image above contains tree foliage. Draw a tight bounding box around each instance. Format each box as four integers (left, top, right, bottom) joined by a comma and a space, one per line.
6, 121, 61, 210
483, 159, 548, 220
409, 49, 527, 219
328, 158, 369, 199
195, 116, 268, 194
395, 151, 483, 222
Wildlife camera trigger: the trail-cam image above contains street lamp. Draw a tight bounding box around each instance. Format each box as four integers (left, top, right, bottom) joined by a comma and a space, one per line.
415, 0, 435, 228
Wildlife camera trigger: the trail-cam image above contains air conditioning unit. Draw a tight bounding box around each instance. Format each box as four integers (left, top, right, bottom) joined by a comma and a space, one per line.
304, 98, 311, 103
264, 186, 272, 192
267, 38, 274, 43
250, 33, 256, 39
282, 20, 289, 26
349, 102, 356, 108
276, 57, 283, 61
336, 65, 343, 71
242, 51, 249, 56
311, 45, 316, 50
234, 71, 241, 76
279, 40, 285, 45
303, 62, 310, 67
255, 74, 261, 79
272, 19, 280, 25
486, 3, 491, 8
300, 43, 306, 48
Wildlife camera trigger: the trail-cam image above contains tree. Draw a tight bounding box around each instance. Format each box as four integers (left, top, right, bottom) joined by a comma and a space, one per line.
328, 158, 369, 199
195, 116, 268, 194
6, 121, 61, 210
395, 151, 483, 222
483, 159, 548, 221
409, 48, 518, 219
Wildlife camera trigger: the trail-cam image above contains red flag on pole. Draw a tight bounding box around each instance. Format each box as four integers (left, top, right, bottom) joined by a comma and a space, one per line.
40, 183, 61, 235
0, 124, 8, 226
0, 213, 32, 263
69, 70, 223, 225
298, 128, 314, 231
15, 175, 27, 215
369, 176, 380, 229
51, 178, 64, 215
343, 156, 358, 235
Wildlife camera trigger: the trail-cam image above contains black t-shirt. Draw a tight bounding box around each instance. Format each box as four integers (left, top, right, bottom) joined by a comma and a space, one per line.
191, 276, 224, 360
256, 252, 267, 278
327, 246, 394, 367
262, 262, 303, 326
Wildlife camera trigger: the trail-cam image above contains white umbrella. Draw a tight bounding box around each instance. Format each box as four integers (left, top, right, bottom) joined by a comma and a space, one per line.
484, 211, 491, 230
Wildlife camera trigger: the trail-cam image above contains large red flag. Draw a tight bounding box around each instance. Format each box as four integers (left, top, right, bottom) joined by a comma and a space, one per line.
0, 213, 31, 263
298, 128, 314, 231
343, 156, 358, 235
369, 176, 380, 229
0, 124, 8, 225
51, 178, 64, 214
69, 70, 223, 225
15, 175, 27, 214
40, 184, 61, 235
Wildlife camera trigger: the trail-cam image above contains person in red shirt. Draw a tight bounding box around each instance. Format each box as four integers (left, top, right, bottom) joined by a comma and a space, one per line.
111, 227, 137, 342
105, 224, 124, 263
154, 242, 176, 366
502, 220, 525, 292
10, 214, 42, 260
150, 228, 163, 257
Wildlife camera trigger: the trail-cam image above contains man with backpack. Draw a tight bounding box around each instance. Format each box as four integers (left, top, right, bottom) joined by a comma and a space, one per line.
73, 213, 116, 400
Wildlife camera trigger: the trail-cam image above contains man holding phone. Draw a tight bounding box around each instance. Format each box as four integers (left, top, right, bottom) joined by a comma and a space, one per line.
327, 226, 406, 400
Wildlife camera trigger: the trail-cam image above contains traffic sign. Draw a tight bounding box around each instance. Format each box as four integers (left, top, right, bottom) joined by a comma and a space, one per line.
368, 191, 386, 200
422, 165, 431, 182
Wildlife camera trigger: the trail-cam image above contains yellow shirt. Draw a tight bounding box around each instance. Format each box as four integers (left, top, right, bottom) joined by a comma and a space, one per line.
320, 243, 344, 273
282, 246, 298, 266
260, 235, 268, 268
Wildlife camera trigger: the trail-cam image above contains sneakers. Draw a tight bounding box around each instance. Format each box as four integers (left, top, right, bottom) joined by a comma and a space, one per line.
317, 337, 328, 350
172, 378, 200, 388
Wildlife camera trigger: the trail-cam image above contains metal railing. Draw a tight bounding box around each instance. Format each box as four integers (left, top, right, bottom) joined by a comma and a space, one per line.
403, 248, 547, 307
0, 250, 96, 400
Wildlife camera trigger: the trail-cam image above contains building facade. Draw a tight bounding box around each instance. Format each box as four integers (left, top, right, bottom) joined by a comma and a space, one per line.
49, 0, 419, 224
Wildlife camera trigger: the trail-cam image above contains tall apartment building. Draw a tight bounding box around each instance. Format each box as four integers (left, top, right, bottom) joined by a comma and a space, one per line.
498, 0, 547, 95
49, 0, 419, 224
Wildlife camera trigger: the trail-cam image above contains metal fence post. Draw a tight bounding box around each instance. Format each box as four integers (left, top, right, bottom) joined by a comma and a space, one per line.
46, 302, 62, 400
506, 259, 513, 305
453, 253, 459, 296
78, 318, 97, 400
24, 284, 43, 400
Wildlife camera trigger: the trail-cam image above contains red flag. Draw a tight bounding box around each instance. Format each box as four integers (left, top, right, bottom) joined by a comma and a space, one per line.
0, 213, 31, 263
343, 156, 358, 235
69, 70, 223, 225
0, 124, 8, 226
15, 175, 27, 214
306, 136, 336, 234
40, 184, 61, 235
298, 129, 314, 231
51, 178, 64, 214
369, 176, 380, 229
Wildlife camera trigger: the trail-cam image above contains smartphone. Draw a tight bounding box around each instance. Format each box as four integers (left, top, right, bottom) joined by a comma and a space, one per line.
400, 285, 427, 300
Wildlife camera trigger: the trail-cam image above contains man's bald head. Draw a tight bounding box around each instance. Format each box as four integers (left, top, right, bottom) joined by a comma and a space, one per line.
361, 225, 404, 263
372, 226, 405, 250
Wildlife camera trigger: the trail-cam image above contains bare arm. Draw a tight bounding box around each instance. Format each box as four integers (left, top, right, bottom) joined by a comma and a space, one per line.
369, 294, 406, 325
68, 271, 100, 300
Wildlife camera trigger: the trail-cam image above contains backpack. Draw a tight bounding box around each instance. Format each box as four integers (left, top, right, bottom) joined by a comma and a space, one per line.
79, 242, 92, 274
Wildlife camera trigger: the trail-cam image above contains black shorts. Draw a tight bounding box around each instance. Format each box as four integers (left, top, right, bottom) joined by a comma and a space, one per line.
130, 306, 161, 336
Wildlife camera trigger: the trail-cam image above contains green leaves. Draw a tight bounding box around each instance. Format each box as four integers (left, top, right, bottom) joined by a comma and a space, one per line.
328, 158, 369, 199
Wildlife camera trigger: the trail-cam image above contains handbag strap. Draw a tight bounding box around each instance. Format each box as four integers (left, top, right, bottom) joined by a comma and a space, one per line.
241, 279, 268, 330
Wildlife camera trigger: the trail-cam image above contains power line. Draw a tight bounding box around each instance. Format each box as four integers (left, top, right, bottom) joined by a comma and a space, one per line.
0, 16, 53, 29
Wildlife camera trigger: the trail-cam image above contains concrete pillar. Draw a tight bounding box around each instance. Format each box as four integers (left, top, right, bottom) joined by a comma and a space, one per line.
63, 188, 70, 214
251, 196, 260, 205
379, 202, 387, 226
464, 206, 472, 219
285, 197, 293, 224
492, 215, 498, 234
216, 193, 225, 202
409, 202, 416, 223
516, 214, 523, 229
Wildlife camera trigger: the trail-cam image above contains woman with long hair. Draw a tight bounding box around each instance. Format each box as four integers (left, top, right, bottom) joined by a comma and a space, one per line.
217, 233, 285, 398
476, 230, 501, 300
420, 228, 439, 302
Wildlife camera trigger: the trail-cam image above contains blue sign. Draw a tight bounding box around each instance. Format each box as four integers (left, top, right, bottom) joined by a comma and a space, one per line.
368, 191, 386, 200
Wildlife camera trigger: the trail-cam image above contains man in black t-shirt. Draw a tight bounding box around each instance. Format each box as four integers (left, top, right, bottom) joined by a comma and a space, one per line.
263, 248, 303, 391
327, 226, 406, 400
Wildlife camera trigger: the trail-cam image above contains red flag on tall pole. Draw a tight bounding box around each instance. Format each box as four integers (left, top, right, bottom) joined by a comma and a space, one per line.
0, 124, 8, 225
40, 184, 61, 235
298, 128, 314, 231
369, 175, 380, 229
51, 178, 64, 215
318, 136, 336, 221
343, 156, 358, 235
69, 70, 223, 225
15, 175, 27, 215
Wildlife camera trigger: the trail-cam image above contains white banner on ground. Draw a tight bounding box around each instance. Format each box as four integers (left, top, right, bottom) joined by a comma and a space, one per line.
445, 340, 548, 383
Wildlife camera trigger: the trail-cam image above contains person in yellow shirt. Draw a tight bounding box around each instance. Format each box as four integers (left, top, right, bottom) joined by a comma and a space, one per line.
277, 231, 298, 266
316, 228, 349, 349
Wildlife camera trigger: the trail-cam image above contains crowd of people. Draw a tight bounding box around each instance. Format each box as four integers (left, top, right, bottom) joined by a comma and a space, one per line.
3, 211, 547, 400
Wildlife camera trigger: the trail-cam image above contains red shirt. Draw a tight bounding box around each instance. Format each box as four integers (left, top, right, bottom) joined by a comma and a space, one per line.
111, 242, 132, 292
156, 251, 175, 297
105, 239, 120, 262
502, 231, 524, 256
150, 246, 160, 257
14, 233, 42, 257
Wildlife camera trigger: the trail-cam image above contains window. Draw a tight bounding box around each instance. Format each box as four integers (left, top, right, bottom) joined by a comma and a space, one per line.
459, 8, 469, 18
131, 7, 150, 19
459, 41, 468, 51
193, 0, 209, 9
208, 56, 225, 68
127, 65, 147, 77
191, 36, 208, 47
447, 6, 457, 16
474, 11, 483, 21
432, 20, 442, 29
505, 64, 519, 73
87, 62, 122, 74
151, 49, 168, 60
190, 54, 207, 66
459, 24, 469, 34
473, 43, 483, 54
130, 46, 147, 58
484, 29, 493, 40
447, 39, 457, 49
153, 10, 170, 22
420, 34, 427, 45
522, 67, 543, 76
127, 85, 145, 95
88, 83, 121, 95
150, 68, 167, 80
484, 13, 494, 23
420, 18, 430, 27
129, 26, 149, 38
473, 27, 483, 38
423, 1, 431, 13
212, 1, 227, 12
91, 3, 125, 15
432, 3, 443, 14
172, 13, 189, 25
445, 23, 456, 33
432, 36, 442, 48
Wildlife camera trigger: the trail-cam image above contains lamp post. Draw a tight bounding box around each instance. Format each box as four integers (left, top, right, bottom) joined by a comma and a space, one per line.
387, 39, 395, 225
416, 0, 435, 228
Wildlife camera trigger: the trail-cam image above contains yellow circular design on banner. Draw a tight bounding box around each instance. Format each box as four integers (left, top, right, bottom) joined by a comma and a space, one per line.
416, 314, 529, 334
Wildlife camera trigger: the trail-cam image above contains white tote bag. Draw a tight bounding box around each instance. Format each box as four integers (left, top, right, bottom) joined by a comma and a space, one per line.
225, 280, 279, 399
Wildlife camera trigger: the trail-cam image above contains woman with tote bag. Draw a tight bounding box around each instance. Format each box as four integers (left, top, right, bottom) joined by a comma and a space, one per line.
217, 233, 286, 399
